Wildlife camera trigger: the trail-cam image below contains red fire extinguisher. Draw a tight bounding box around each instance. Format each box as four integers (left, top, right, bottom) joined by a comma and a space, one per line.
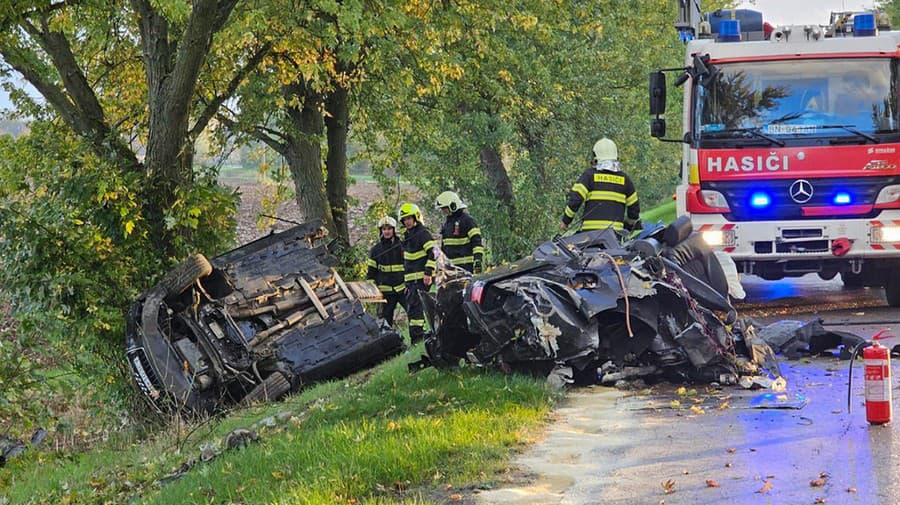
849, 329, 894, 425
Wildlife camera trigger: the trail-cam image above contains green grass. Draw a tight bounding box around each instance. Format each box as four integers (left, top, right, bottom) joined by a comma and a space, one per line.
216, 164, 258, 182
3, 347, 557, 504
640, 200, 676, 225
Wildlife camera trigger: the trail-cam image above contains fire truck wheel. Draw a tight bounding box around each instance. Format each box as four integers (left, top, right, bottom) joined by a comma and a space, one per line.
885, 277, 900, 307
841, 271, 863, 288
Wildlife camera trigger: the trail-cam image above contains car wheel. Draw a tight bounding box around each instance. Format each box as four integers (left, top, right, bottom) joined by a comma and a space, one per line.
159, 254, 213, 302
242, 372, 292, 405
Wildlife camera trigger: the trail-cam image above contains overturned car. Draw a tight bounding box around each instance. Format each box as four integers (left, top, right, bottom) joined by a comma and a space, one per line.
421, 217, 779, 385
126, 220, 404, 415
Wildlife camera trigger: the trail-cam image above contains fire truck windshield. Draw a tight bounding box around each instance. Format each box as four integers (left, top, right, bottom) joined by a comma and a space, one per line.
695, 58, 899, 145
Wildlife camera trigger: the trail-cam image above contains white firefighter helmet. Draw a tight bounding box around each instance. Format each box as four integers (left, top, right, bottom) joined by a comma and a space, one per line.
377, 216, 397, 230
435, 191, 466, 212
592, 137, 618, 162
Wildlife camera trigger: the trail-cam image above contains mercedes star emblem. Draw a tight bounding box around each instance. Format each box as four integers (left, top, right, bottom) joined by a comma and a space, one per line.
789, 179, 813, 204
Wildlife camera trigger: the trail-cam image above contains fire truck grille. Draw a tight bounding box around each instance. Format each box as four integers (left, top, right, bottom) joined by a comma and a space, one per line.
703, 176, 897, 221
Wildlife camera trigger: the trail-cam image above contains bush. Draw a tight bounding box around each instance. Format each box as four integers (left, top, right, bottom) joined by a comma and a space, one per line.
0, 122, 237, 440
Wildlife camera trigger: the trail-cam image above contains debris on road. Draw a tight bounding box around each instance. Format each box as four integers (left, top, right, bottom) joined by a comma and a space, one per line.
755, 318, 865, 359
419, 218, 783, 387
126, 220, 405, 415
748, 392, 810, 409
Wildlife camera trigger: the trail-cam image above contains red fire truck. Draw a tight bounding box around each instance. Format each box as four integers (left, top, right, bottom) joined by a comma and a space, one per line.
650, 3, 900, 305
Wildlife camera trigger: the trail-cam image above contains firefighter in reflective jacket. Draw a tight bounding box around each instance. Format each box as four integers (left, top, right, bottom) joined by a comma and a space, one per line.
398, 203, 436, 343
435, 191, 484, 273
560, 137, 641, 234
366, 216, 407, 327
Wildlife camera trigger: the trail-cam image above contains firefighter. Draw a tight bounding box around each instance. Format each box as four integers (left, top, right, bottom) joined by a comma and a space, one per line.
560, 137, 641, 234
366, 216, 407, 327
435, 191, 484, 273
397, 203, 436, 343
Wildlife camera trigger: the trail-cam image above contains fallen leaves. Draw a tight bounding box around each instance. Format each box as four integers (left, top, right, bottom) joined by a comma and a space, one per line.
756, 480, 773, 494
661, 479, 676, 494
811, 472, 829, 488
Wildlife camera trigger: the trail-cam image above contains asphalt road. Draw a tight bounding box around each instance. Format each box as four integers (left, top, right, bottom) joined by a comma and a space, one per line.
475, 274, 900, 505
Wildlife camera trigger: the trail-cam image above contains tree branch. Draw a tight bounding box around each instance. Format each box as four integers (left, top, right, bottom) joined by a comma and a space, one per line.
216, 112, 287, 157
189, 41, 273, 139
4, 19, 140, 169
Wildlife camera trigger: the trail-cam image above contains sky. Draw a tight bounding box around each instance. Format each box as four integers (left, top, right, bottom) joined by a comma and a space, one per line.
0, 1, 887, 112
735, 0, 880, 26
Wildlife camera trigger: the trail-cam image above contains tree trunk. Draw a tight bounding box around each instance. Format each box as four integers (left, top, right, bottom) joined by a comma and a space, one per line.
284, 83, 334, 231
479, 145, 515, 220
325, 85, 351, 246
521, 122, 549, 188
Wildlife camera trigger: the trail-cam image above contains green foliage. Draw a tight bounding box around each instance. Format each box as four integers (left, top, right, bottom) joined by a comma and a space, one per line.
880, 0, 900, 25
162, 173, 240, 261
358, 0, 689, 262
0, 121, 236, 439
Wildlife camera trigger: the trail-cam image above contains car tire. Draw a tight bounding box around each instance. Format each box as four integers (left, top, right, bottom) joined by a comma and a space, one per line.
159, 254, 213, 302
242, 372, 292, 405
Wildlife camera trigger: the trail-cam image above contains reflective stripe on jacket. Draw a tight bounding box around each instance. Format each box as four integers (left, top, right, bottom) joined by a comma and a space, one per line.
562, 167, 640, 231
402, 223, 436, 282
440, 210, 483, 267
367, 236, 405, 293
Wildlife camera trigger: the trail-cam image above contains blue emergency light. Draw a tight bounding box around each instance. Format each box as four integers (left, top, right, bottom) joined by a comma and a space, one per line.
718, 19, 742, 42
854, 13, 877, 36
833, 192, 852, 205
750, 191, 771, 209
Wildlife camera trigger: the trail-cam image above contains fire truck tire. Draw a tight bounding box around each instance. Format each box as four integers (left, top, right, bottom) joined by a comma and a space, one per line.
841, 271, 863, 288
884, 277, 900, 307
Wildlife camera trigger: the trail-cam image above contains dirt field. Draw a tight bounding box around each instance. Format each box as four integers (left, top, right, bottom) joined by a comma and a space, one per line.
224, 178, 397, 246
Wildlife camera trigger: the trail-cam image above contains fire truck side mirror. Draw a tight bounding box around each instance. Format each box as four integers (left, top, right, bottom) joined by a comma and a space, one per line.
649, 71, 667, 116
651, 118, 666, 138
692, 54, 710, 79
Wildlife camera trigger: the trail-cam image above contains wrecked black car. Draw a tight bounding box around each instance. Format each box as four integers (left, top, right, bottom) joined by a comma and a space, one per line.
126, 220, 404, 415
421, 217, 779, 385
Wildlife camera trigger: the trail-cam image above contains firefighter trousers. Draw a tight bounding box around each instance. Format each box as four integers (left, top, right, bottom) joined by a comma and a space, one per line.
405, 281, 427, 343
379, 292, 407, 328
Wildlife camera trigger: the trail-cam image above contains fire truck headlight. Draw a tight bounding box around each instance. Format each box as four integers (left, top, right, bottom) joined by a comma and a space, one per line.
873, 226, 900, 243
701, 229, 735, 247
876, 185, 900, 205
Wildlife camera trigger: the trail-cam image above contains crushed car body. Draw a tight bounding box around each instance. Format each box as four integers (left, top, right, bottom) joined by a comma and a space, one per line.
421, 217, 781, 385
126, 220, 404, 415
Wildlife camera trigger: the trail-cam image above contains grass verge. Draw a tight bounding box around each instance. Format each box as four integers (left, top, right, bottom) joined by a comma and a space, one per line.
3, 347, 558, 504
640, 200, 676, 225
